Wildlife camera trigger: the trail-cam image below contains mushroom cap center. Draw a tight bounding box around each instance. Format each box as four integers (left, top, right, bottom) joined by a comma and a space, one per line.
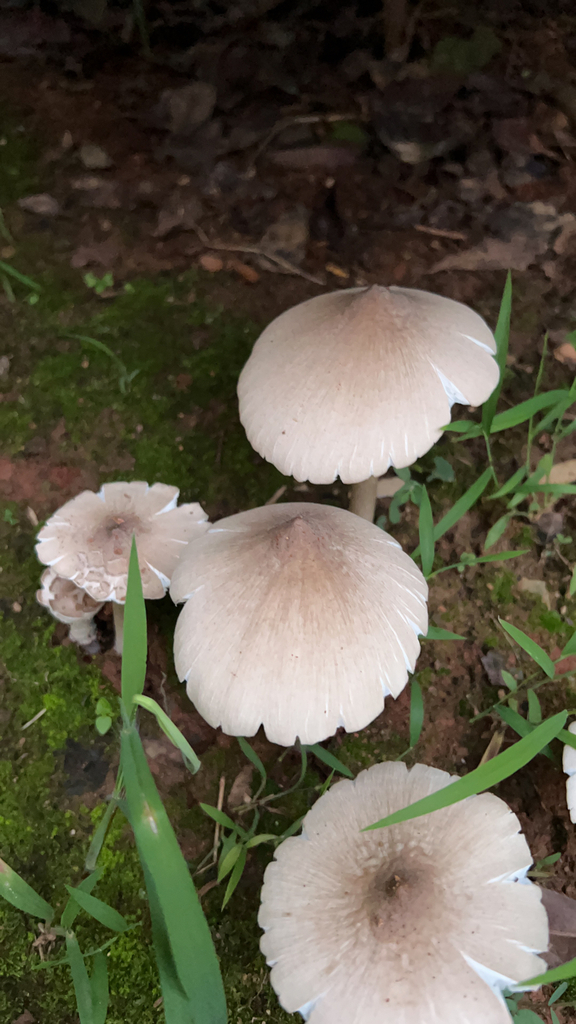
270, 515, 322, 560
364, 858, 436, 941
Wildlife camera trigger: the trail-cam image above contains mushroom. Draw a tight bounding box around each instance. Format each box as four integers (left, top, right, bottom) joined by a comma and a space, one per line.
36, 482, 209, 653
170, 502, 427, 746
238, 285, 499, 521
563, 721, 576, 823
259, 760, 548, 1024
37, 567, 104, 647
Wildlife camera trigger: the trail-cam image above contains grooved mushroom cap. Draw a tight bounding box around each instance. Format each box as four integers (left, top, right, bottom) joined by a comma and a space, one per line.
170, 502, 427, 746
259, 761, 548, 1024
36, 482, 209, 604
237, 285, 499, 484
37, 567, 103, 624
563, 721, 576, 823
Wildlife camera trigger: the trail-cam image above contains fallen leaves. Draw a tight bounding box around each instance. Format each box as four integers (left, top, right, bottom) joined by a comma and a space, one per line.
17, 193, 60, 216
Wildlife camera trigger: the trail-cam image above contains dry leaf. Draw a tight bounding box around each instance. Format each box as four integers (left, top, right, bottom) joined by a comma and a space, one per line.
541, 888, 576, 967
269, 145, 359, 170
226, 257, 260, 284
377, 474, 404, 498
18, 193, 61, 216
70, 239, 119, 269
549, 459, 576, 484
553, 342, 576, 367
199, 253, 224, 273
518, 577, 552, 609
227, 765, 253, 809
428, 235, 546, 273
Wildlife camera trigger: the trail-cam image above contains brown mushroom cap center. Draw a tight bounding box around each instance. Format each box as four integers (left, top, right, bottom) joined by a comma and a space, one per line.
270, 515, 322, 560
364, 859, 437, 940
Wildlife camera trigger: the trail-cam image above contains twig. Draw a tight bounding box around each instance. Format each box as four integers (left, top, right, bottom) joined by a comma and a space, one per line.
249, 111, 360, 168
21, 707, 47, 730
198, 878, 220, 900
414, 224, 467, 241
212, 774, 226, 866
265, 485, 287, 505
191, 220, 325, 285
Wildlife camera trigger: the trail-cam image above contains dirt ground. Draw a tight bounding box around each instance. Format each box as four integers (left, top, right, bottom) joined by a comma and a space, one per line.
1, 2, 576, 1021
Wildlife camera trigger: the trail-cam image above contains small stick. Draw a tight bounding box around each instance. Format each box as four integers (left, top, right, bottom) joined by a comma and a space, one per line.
414, 225, 467, 241
249, 111, 360, 167
190, 222, 325, 285
212, 774, 226, 866
21, 707, 47, 730
265, 485, 287, 505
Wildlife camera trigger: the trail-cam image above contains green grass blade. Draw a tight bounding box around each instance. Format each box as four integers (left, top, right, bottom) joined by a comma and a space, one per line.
0, 259, 42, 291
121, 724, 226, 1024
237, 736, 266, 782
134, 695, 201, 773
200, 804, 245, 836
63, 332, 126, 372
490, 390, 570, 433
516, 483, 576, 496
418, 486, 435, 577
527, 689, 542, 724
222, 846, 247, 909
90, 951, 109, 1024
523, 958, 576, 987
217, 842, 242, 882
304, 743, 354, 779
424, 626, 465, 641
85, 796, 119, 873
364, 711, 566, 830
0, 859, 54, 920
482, 271, 511, 435
245, 834, 277, 848
66, 933, 95, 1024
496, 705, 566, 761
412, 468, 492, 559
409, 678, 424, 748
443, 419, 477, 433
65, 885, 129, 932
499, 619, 556, 678
465, 550, 528, 567
445, 390, 570, 442
121, 537, 147, 719
489, 468, 527, 500
143, 864, 194, 1024
433, 467, 493, 541
61, 870, 102, 929
484, 513, 512, 549
561, 630, 576, 658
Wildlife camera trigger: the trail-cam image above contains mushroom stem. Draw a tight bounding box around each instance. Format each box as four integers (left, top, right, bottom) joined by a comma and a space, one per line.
112, 602, 125, 656
349, 477, 378, 522
69, 617, 98, 647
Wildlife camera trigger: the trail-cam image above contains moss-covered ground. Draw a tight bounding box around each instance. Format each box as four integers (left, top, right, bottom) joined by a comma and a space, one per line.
2, 100, 576, 1024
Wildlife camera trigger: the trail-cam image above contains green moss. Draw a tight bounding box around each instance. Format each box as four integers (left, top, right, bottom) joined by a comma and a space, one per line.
0, 117, 40, 204
1, 271, 280, 512
488, 569, 516, 607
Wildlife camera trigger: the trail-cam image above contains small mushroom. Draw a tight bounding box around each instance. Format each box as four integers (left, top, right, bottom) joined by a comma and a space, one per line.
170, 502, 427, 746
37, 567, 103, 647
259, 760, 548, 1024
563, 721, 576, 823
36, 482, 209, 653
238, 285, 499, 521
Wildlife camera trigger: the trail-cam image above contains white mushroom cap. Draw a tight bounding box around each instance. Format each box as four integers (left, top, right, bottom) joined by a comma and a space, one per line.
37, 567, 104, 624
563, 721, 576, 823
37, 568, 104, 646
238, 285, 499, 484
36, 482, 209, 603
170, 502, 427, 746
259, 761, 548, 1024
